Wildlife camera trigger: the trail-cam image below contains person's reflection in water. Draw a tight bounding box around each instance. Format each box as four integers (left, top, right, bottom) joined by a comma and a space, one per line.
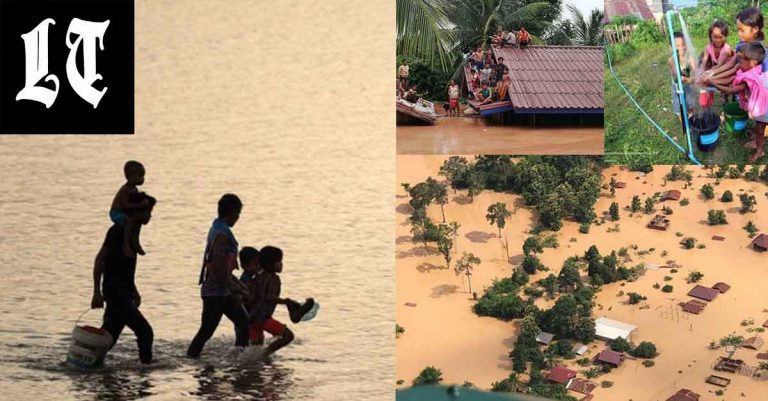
193, 363, 292, 401
68, 368, 154, 401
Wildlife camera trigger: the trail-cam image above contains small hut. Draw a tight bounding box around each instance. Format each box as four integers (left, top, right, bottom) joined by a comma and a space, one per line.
648, 215, 670, 230
573, 345, 588, 355
705, 375, 730, 387
752, 234, 768, 252
741, 336, 764, 350
712, 282, 731, 294
665, 388, 701, 401
595, 349, 625, 368
687, 285, 719, 302
614, 182, 626, 189
660, 190, 681, 201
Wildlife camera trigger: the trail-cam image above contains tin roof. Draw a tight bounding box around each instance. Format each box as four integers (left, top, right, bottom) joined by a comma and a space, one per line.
595, 317, 637, 341
492, 46, 604, 112
605, 0, 656, 22
536, 331, 555, 345
665, 389, 701, 401
595, 349, 626, 366
687, 285, 719, 301
752, 233, 768, 250
546, 366, 577, 384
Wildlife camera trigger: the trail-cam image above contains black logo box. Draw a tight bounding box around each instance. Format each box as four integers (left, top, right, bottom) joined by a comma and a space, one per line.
0, 0, 133, 134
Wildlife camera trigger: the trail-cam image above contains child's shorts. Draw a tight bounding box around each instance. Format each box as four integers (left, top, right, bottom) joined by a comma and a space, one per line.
249, 318, 286, 342
450, 98, 458, 108
109, 209, 127, 224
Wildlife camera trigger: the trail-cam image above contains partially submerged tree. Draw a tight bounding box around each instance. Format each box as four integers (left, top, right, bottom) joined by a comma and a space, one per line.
745, 221, 759, 238
609, 202, 620, 221
436, 223, 459, 268
739, 193, 757, 213
412, 366, 443, 385
631, 195, 641, 213
456, 252, 481, 293
707, 210, 727, 225
701, 184, 715, 200
439, 156, 469, 192
644, 197, 655, 214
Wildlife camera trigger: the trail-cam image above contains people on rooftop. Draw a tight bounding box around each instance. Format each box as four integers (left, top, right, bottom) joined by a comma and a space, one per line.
517, 27, 530, 48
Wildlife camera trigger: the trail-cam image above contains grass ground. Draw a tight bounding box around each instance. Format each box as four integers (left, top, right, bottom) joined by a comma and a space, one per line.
605, 43, 757, 165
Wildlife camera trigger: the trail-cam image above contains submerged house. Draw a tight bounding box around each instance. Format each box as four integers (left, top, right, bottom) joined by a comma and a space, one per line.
752, 233, 768, 252
687, 285, 719, 302
665, 389, 701, 401
595, 349, 626, 368
465, 46, 603, 124
681, 300, 706, 314
660, 190, 681, 201
648, 215, 670, 230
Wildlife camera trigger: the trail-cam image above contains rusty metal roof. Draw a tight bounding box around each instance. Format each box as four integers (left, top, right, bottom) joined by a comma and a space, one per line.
492, 46, 604, 111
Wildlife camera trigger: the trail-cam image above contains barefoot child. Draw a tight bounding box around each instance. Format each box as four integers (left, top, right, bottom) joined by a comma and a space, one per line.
447, 81, 460, 117
246, 246, 295, 355
110, 161, 149, 255
668, 32, 697, 132
708, 42, 768, 162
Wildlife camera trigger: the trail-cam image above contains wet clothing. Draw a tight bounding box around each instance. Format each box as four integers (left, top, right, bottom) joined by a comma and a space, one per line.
109, 209, 127, 225
101, 224, 137, 298
247, 272, 281, 323
102, 295, 153, 363
99, 224, 153, 363
187, 218, 249, 357
187, 295, 249, 357
199, 219, 238, 297
249, 317, 286, 343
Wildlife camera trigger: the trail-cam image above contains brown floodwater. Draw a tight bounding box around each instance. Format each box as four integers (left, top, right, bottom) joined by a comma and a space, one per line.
397, 116, 604, 155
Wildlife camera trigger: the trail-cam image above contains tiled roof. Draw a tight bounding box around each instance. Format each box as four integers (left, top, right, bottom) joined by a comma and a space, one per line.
596, 349, 625, 366
492, 46, 603, 111
605, 0, 656, 22
666, 389, 701, 401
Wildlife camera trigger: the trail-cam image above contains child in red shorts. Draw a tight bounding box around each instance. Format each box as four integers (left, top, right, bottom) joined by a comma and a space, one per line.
246, 246, 294, 355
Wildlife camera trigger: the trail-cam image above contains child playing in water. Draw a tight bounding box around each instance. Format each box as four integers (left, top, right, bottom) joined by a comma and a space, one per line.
246, 246, 295, 355
110, 161, 149, 255
708, 42, 768, 162
701, 7, 766, 87
668, 32, 698, 131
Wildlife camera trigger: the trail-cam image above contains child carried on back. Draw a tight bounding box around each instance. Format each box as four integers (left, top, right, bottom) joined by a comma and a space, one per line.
110, 161, 149, 255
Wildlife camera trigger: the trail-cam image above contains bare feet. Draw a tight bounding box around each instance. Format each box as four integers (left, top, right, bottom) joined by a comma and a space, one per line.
749, 149, 765, 163
745, 140, 757, 149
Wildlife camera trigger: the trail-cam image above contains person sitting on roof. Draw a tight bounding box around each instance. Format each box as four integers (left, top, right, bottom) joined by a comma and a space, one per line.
480, 63, 493, 85
517, 27, 530, 48
494, 57, 508, 83
471, 46, 484, 71
504, 30, 517, 48
475, 82, 494, 105
490, 26, 504, 46
496, 74, 511, 102
404, 86, 423, 103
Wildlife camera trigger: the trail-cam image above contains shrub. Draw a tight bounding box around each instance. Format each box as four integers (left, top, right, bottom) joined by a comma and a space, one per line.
579, 222, 590, 234
627, 292, 647, 305
600, 380, 614, 388
662, 285, 673, 293
610, 337, 632, 352
642, 360, 655, 367
653, 283, 660, 289
679, 198, 690, 206
707, 210, 727, 225
663, 276, 672, 281
576, 357, 591, 366
701, 184, 715, 200
413, 366, 443, 385
631, 341, 657, 358
396, 324, 405, 338
721, 190, 733, 202
682, 237, 696, 249
687, 271, 703, 283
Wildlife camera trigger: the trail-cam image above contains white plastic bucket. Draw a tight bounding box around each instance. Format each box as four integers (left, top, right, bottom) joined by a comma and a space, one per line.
66, 310, 113, 369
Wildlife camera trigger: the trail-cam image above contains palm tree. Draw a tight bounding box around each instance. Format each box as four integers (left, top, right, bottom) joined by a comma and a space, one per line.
396, 0, 456, 72
566, 5, 604, 46
455, 252, 481, 293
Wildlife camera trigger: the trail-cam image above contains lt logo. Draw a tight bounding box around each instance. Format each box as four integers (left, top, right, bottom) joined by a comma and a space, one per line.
16, 18, 110, 109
